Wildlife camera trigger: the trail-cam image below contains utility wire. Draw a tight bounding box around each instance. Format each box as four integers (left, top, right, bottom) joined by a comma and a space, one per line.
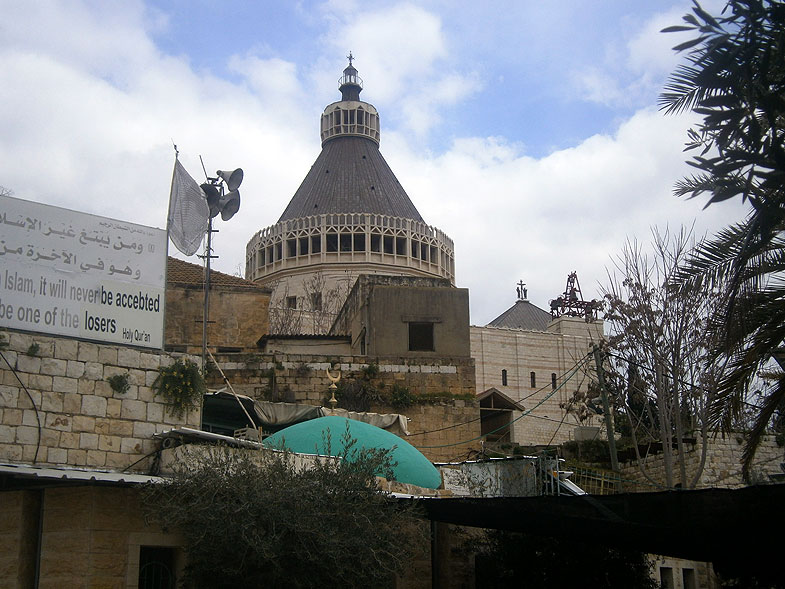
0, 347, 41, 464
407, 353, 592, 438
418, 354, 592, 449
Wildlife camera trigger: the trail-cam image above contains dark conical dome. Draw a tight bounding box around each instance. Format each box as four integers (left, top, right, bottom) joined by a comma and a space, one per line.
278, 136, 424, 222
245, 57, 456, 297
277, 58, 424, 223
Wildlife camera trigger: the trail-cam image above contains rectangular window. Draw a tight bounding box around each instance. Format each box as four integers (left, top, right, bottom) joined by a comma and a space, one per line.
326, 233, 338, 252
286, 296, 297, 309
311, 235, 321, 254
275, 242, 282, 261
370, 233, 381, 252
408, 322, 434, 352
353, 233, 365, 252
287, 239, 297, 258
395, 236, 406, 255
551, 373, 557, 390
502, 369, 508, 386
530, 371, 536, 388
411, 240, 419, 258
682, 569, 695, 589
660, 567, 674, 589
383, 235, 393, 254
340, 233, 352, 252
299, 237, 309, 256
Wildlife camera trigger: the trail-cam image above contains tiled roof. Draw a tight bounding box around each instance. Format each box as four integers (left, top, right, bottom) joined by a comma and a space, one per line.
277, 136, 424, 222
167, 256, 266, 290
487, 300, 552, 331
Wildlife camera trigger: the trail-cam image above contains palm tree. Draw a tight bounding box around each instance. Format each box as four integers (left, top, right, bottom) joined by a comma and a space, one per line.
659, 0, 785, 478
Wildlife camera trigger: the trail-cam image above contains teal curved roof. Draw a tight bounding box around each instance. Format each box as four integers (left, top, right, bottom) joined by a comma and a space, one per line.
263, 416, 441, 489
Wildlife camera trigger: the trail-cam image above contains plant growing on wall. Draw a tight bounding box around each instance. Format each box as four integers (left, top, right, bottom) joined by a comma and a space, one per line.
389, 384, 413, 410
107, 373, 130, 395
152, 358, 206, 418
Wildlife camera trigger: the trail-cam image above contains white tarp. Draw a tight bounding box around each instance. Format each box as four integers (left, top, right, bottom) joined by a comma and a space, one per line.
209, 393, 411, 436
0, 195, 167, 348
167, 159, 208, 256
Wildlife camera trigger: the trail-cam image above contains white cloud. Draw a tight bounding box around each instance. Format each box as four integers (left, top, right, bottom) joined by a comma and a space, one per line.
318, 2, 481, 136
0, 0, 752, 326
0, 1, 319, 280
570, 3, 709, 110
386, 107, 747, 324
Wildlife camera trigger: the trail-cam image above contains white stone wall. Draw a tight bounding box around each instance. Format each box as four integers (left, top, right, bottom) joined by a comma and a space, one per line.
620, 434, 784, 489
470, 318, 603, 446
0, 329, 199, 471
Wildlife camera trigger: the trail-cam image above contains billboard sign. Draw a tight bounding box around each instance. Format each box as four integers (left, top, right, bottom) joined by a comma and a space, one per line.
0, 195, 167, 349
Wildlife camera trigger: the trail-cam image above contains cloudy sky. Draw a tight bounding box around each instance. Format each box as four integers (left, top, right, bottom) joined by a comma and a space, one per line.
0, 0, 747, 325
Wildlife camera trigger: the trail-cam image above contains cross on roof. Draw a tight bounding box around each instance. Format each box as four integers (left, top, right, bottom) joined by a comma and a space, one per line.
517, 280, 527, 300
347, 52, 354, 66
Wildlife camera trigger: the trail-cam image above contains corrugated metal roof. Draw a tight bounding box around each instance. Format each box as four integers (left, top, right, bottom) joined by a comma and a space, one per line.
277, 136, 424, 222
487, 300, 552, 331
0, 463, 163, 485
167, 256, 267, 290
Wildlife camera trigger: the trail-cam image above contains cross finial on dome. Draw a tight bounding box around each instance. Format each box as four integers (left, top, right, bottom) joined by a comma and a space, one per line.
339, 54, 362, 100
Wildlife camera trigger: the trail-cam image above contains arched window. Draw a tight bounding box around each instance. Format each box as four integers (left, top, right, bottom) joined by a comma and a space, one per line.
501, 369, 508, 386
530, 371, 536, 388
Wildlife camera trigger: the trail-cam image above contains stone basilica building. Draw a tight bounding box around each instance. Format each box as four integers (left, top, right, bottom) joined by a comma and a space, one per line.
244, 58, 604, 446
246, 59, 454, 330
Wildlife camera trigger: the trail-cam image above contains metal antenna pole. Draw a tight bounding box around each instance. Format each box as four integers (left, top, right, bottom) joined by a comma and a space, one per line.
201, 216, 218, 372
202, 217, 212, 372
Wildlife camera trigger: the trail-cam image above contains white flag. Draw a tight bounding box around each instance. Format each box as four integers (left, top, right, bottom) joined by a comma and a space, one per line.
168, 159, 209, 256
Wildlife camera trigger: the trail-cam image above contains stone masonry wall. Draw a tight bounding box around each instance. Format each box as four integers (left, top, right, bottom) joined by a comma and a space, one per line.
208, 352, 480, 463
165, 284, 269, 354
0, 486, 183, 589
0, 490, 40, 588
620, 434, 783, 490
471, 325, 600, 447
0, 330, 199, 472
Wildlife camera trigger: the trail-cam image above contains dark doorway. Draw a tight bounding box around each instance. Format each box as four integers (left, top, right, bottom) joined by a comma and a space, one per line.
138, 546, 175, 589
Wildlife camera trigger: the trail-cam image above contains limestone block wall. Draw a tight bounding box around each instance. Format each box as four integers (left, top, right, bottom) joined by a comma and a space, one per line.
165, 284, 270, 353
0, 486, 183, 589
0, 490, 40, 588
0, 330, 199, 472
470, 325, 599, 446
210, 352, 476, 404
208, 352, 480, 463
650, 555, 717, 589
620, 435, 784, 490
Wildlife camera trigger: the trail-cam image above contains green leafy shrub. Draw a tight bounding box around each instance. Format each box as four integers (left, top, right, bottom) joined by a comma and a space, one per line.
361, 363, 379, 379
389, 384, 414, 410
331, 379, 383, 412
107, 373, 130, 395
152, 358, 206, 418
144, 433, 425, 588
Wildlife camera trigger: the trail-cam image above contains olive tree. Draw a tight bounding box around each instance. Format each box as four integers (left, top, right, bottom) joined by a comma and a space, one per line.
144, 436, 425, 588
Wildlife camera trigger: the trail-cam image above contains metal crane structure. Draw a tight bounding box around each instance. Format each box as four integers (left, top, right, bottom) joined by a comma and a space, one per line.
549, 271, 600, 321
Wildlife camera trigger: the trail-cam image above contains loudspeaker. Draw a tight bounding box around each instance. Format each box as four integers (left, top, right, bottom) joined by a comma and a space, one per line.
216, 168, 244, 191
200, 183, 222, 218
219, 190, 241, 221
